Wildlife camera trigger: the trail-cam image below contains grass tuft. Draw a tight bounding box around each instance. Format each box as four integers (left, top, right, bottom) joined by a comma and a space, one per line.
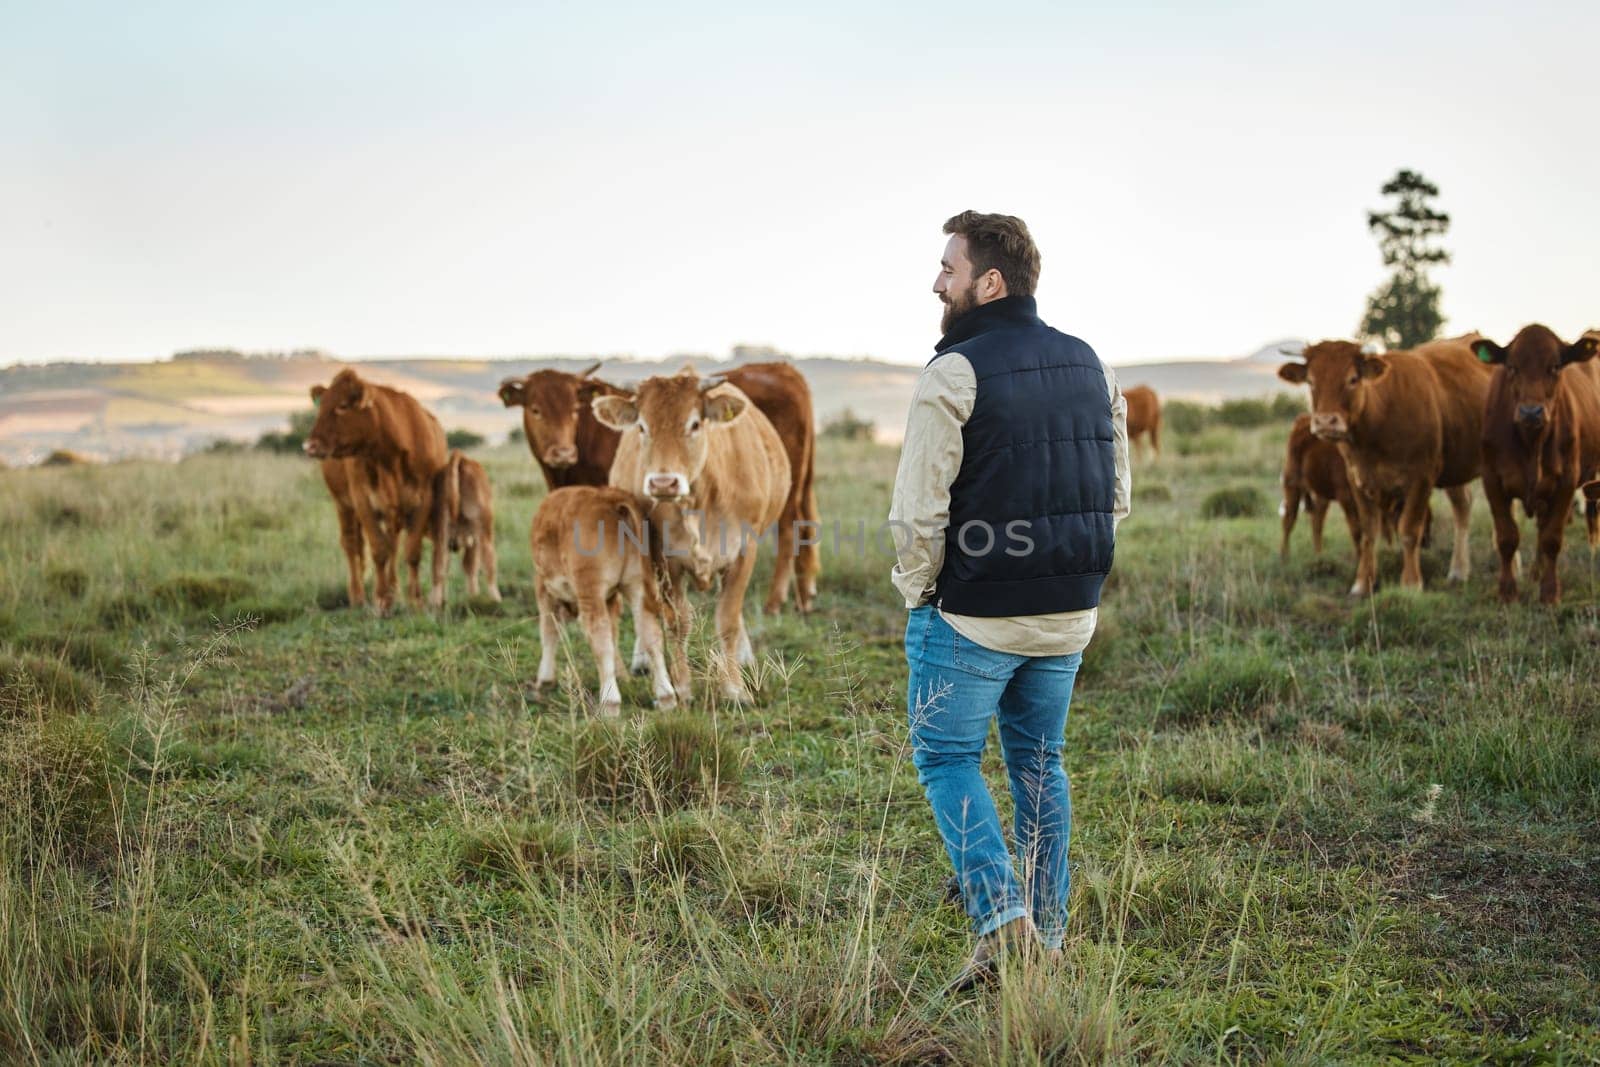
1200, 484, 1265, 519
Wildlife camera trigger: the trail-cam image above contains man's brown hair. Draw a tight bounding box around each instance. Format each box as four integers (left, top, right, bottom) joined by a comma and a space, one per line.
943, 210, 1041, 298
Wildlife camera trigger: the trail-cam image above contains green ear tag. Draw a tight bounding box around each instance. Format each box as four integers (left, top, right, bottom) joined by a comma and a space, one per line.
1475, 343, 1493, 364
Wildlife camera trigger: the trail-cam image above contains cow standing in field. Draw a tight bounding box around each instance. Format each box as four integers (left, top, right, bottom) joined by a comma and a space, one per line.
1277, 335, 1490, 595
530, 486, 677, 713
435, 450, 501, 602
1124, 384, 1162, 458
304, 369, 450, 614
1475, 326, 1600, 604
499, 361, 821, 616
593, 368, 791, 704
498, 362, 630, 490
318, 458, 368, 607
1279, 413, 1359, 561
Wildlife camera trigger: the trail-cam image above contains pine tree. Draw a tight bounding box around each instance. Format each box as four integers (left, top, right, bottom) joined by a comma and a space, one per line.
1358, 169, 1450, 349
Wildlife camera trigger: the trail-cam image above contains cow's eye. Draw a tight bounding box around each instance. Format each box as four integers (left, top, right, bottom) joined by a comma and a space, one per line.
688, 418, 701, 434
529, 408, 541, 419
1346, 373, 1358, 387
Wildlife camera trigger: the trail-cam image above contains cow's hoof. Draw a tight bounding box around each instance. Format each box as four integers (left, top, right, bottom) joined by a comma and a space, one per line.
488, 588, 503, 603
597, 700, 623, 718
721, 685, 752, 706
653, 692, 678, 711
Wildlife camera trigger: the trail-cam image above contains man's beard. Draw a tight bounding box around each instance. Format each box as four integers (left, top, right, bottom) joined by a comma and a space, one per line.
940, 284, 978, 334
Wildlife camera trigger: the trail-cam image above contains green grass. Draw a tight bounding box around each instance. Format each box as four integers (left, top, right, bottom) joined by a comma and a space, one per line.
0, 428, 1596, 1061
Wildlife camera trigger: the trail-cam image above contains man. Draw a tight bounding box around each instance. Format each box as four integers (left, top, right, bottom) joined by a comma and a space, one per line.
890, 210, 1130, 991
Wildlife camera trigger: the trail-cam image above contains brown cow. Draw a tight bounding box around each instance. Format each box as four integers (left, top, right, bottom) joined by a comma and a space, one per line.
435, 450, 501, 602
318, 458, 368, 607
500, 360, 821, 616
1475, 326, 1600, 604
530, 486, 677, 713
1124, 384, 1161, 458
1277, 335, 1490, 595
1280, 413, 1359, 560
498, 362, 631, 490
594, 368, 791, 703
304, 369, 450, 614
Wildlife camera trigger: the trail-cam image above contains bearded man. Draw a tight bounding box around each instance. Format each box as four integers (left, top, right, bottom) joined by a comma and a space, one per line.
889, 210, 1130, 991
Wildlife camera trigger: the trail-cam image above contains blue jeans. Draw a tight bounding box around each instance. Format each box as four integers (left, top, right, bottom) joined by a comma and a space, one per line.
904, 603, 1081, 949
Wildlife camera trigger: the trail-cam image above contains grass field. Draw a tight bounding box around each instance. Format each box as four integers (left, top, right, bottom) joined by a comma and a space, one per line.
1, 422, 1598, 1064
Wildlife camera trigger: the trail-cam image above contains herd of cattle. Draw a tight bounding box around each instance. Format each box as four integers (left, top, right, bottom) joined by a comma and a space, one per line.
302, 361, 818, 711
298, 322, 1598, 711
1270, 324, 1600, 604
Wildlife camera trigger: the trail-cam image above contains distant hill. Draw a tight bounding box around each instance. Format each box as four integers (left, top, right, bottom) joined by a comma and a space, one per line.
0, 342, 1304, 464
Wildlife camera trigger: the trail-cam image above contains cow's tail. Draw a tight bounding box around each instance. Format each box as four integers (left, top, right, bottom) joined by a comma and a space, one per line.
1279, 467, 1301, 561
1583, 481, 1600, 550
445, 450, 464, 552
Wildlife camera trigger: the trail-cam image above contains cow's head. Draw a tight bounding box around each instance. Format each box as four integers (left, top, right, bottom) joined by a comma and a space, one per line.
304, 369, 377, 459
591, 367, 747, 500
498, 361, 605, 470
1277, 341, 1388, 441
1474, 325, 1599, 435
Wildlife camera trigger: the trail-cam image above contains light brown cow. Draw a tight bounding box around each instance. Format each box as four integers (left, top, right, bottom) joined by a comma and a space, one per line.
1476, 326, 1600, 604
530, 486, 676, 712
435, 450, 501, 602
318, 458, 368, 607
1124, 384, 1162, 458
594, 368, 791, 703
500, 361, 821, 616
1277, 335, 1490, 595
498, 362, 631, 490
304, 369, 450, 614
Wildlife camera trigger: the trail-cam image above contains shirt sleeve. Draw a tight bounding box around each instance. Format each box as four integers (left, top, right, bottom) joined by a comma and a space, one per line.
888, 354, 976, 609
1104, 362, 1132, 530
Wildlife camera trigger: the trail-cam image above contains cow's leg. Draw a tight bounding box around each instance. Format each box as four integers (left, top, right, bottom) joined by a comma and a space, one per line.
1350, 491, 1383, 597
1339, 501, 1362, 564
628, 582, 677, 708
463, 541, 481, 596
1444, 484, 1473, 583
1482, 472, 1520, 602
481, 530, 502, 602
368, 516, 398, 617
336, 502, 367, 607
797, 481, 820, 612
534, 581, 561, 693
607, 595, 627, 677
401, 511, 427, 609
1536, 483, 1573, 605
764, 507, 797, 616
1396, 481, 1434, 590
1309, 496, 1329, 556
714, 551, 760, 703
578, 594, 621, 715
424, 506, 448, 609
1279, 484, 1301, 561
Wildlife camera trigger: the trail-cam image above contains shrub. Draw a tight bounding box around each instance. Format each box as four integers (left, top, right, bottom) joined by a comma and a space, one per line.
255, 409, 316, 454
571, 715, 743, 807
820, 408, 877, 442
41, 450, 92, 466
1163, 401, 1207, 436
1214, 397, 1277, 428
1133, 482, 1172, 503
0, 653, 99, 717
446, 429, 486, 449
0, 715, 121, 867
1200, 486, 1264, 519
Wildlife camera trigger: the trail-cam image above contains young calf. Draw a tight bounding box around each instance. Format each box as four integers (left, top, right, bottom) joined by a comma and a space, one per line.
435, 450, 500, 602
530, 486, 677, 714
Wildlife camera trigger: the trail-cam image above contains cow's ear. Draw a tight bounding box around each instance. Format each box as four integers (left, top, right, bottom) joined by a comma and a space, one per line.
591, 394, 639, 430
703, 391, 747, 424
1474, 340, 1507, 365
1277, 363, 1308, 385
1560, 336, 1599, 366
498, 379, 526, 407
351, 382, 372, 409
310, 384, 326, 404
1357, 355, 1389, 381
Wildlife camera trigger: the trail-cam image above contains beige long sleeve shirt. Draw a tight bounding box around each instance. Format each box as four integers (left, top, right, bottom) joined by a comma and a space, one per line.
888, 351, 1131, 656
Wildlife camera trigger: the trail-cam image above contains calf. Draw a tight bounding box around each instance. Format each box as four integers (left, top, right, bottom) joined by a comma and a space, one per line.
1124, 384, 1162, 458
594, 368, 791, 703
530, 486, 675, 713
1280, 413, 1358, 560
304, 369, 450, 614
1476, 325, 1600, 604
435, 450, 501, 602
1278, 335, 1490, 595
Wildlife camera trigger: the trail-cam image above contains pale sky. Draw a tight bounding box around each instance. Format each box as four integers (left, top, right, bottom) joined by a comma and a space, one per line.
3, 0, 1596, 367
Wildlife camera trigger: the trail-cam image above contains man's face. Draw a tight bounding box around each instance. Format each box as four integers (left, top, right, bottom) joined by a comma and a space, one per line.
933, 235, 981, 333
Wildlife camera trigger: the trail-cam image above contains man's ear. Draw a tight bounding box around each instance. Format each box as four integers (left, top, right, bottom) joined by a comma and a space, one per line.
703, 391, 747, 424
1357, 355, 1390, 381
1560, 335, 1599, 366
1277, 362, 1308, 385
310, 384, 326, 404
1474, 339, 1508, 365
591, 394, 639, 430
498, 378, 526, 407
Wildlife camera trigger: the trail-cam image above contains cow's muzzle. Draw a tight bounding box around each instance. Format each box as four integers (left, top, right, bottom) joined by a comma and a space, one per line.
303, 439, 329, 459
1309, 414, 1349, 441
543, 445, 578, 469
644, 472, 690, 500
1516, 404, 1547, 430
